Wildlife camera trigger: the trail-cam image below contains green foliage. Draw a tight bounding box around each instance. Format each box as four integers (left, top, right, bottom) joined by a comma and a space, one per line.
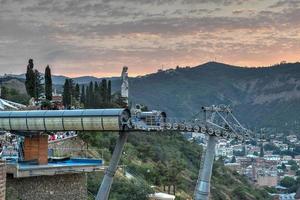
79, 131, 269, 199
110, 177, 154, 200
231, 156, 236, 163
62, 79, 82, 108
83, 80, 114, 108
24, 59, 44, 99
74, 84, 80, 101
80, 85, 85, 104
44, 65, 52, 100
280, 176, 296, 188
282, 163, 287, 170
288, 160, 299, 171
260, 144, 264, 157
62, 79, 72, 108
1, 86, 29, 105
34, 69, 44, 99
25, 59, 35, 98
264, 186, 277, 194
40, 99, 51, 109
129, 62, 300, 133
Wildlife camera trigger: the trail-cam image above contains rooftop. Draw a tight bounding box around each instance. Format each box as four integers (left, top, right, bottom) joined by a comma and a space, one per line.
5, 157, 105, 178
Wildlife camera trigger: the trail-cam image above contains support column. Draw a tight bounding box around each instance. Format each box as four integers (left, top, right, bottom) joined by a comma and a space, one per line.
96, 131, 129, 200
23, 134, 48, 165
195, 135, 217, 200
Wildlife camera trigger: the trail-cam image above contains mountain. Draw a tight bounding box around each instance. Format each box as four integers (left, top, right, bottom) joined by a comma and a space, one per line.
2, 61, 300, 132
129, 62, 300, 132
3, 73, 120, 85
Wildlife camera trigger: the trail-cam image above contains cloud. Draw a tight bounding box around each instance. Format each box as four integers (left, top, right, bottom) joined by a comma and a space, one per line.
0, 0, 299, 76
269, 0, 300, 8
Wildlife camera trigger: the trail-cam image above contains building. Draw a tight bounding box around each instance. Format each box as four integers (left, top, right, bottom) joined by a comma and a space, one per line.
3, 134, 104, 200
216, 141, 233, 158
256, 175, 278, 187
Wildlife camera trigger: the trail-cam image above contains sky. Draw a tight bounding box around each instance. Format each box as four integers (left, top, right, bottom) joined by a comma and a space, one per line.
0, 0, 299, 77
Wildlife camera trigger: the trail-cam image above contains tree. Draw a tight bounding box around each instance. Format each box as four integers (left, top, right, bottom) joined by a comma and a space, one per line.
291, 164, 299, 171
80, 85, 85, 105
167, 159, 185, 195
0, 86, 8, 99
231, 156, 236, 163
0, 86, 29, 105
74, 84, 80, 101
281, 163, 287, 171
100, 79, 107, 104
259, 144, 264, 157
94, 82, 100, 107
107, 80, 111, 103
44, 65, 52, 100
280, 176, 296, 188
110, 177, 153, 200
62, 79, 71, 108
88, 82, 94, 108
25, 59, 35, 98
34, 69, 44, 99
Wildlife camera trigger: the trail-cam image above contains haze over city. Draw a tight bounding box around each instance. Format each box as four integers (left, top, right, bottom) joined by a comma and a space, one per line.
0, 0, 299, 77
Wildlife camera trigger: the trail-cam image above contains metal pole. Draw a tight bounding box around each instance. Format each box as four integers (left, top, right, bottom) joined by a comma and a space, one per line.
96, 131, 129, 200
194, 135, 217, 200
195, 107, 217, 200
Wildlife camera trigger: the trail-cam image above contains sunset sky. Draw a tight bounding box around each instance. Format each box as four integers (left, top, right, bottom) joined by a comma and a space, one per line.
0, 0, 299, 77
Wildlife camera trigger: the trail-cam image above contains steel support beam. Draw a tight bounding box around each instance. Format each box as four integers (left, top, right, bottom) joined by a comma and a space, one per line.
194, 135, 217, 200
96, 131, 129, 200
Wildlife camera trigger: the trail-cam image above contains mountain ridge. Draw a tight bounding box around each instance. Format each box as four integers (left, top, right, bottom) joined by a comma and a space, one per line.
2, 61, 300, 132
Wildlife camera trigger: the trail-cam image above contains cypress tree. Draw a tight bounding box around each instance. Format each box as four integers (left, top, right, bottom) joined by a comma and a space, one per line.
80, 85, 85, 105
259, 144, 264, 157
34, 69, 44, 99
88, 82, 94, 108
94, 82, 100, 107
1, 86, 8, 99
25, 59, 35, 98
85, 85, 90, 108
74, 84, 80, 101
62, 79, 71, 108
100, 79, 107, 104
44, 65, 52, 100
107, 80, 111, 103
68, 79, 75, 96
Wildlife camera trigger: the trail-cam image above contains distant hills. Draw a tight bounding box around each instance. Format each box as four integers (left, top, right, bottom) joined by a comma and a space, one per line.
129, 62, 300, 132
2, 61, 300, 132
2, 73, 119, 85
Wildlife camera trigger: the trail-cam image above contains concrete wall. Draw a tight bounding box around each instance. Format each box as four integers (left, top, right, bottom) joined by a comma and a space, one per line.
6, 173, 87, 200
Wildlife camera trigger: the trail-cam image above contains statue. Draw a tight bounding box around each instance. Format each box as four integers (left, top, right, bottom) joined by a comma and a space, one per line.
121, 66, 129, 105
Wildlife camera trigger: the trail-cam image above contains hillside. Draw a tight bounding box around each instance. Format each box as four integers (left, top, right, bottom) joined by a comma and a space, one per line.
79, 131, 270, 200
129, 62, 300, 132
4, 73, 120, 85
3, 61, 300, 132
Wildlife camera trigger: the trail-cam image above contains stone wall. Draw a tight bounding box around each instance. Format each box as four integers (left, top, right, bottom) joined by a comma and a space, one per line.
0, 162, 6, 200
6, 173, 87, 200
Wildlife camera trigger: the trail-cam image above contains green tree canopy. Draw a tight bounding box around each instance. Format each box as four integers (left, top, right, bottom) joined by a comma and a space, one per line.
34, 69, 44, 99
62, 79, 71, 108
44, 65, 52, 100
25, 59, 35, 98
